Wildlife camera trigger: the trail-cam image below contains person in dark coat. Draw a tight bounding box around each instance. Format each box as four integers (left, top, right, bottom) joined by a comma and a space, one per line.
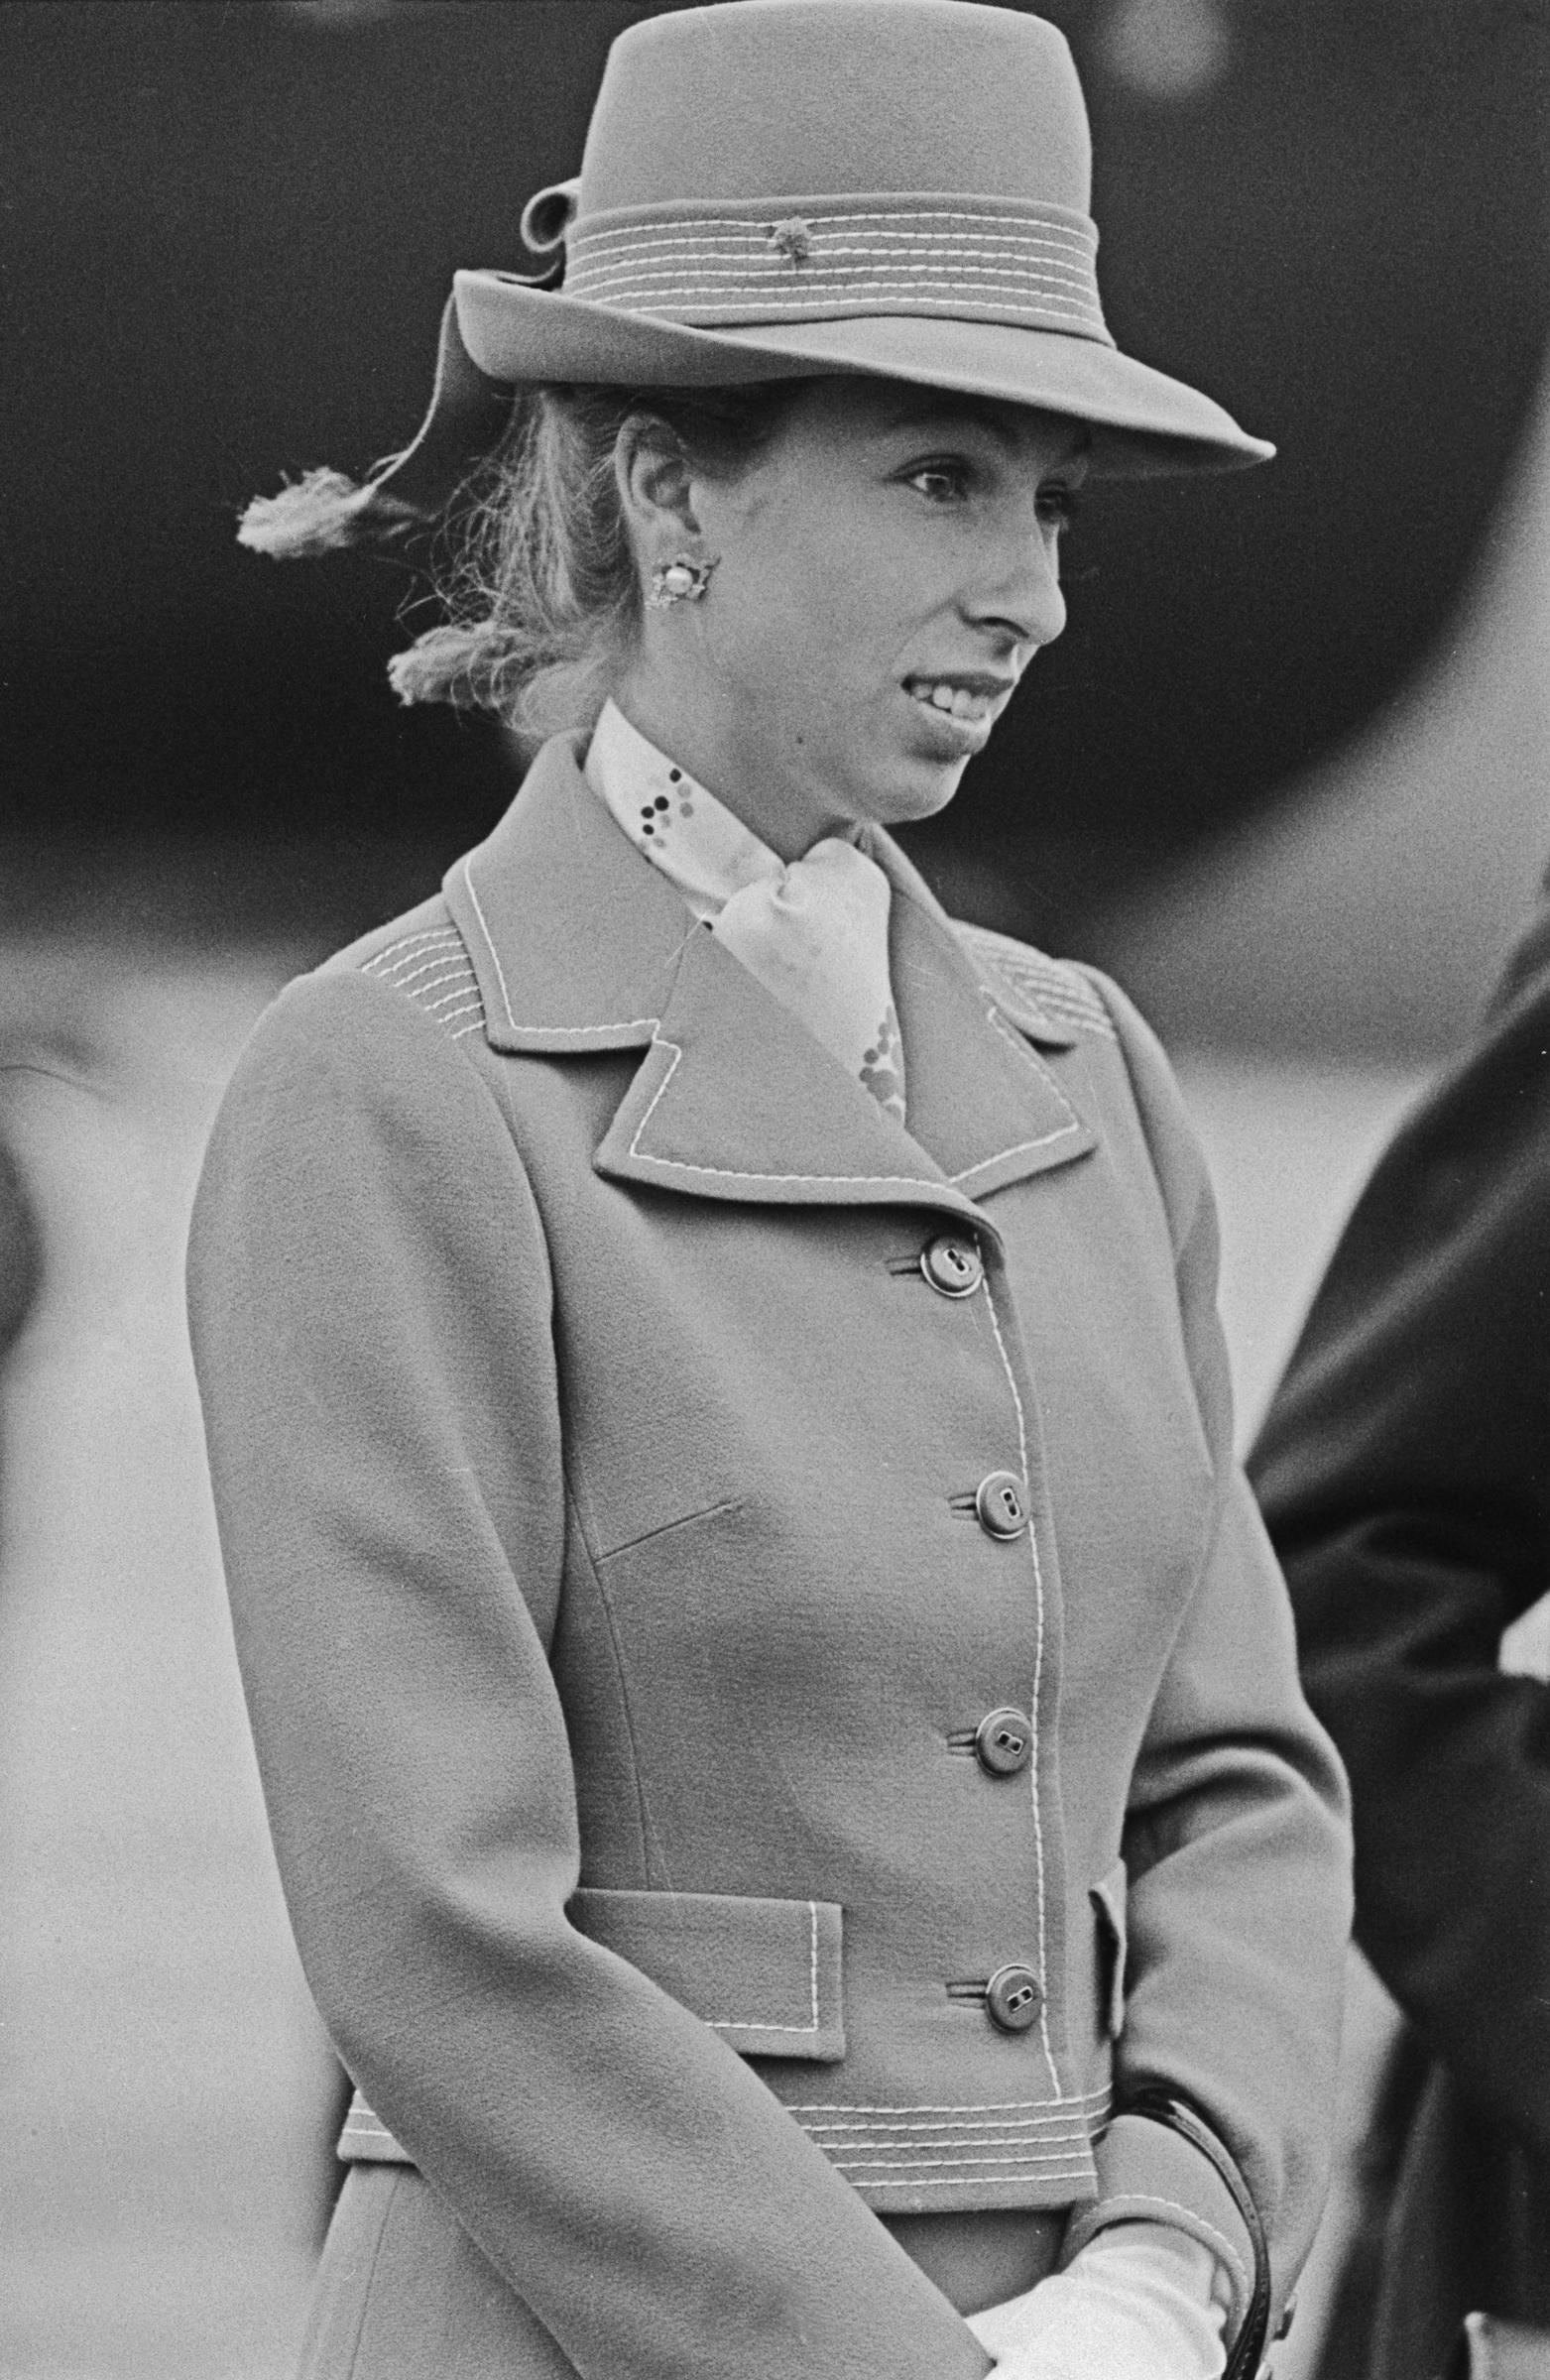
0, 1134, 39, 1589
1252, 888, 1550, 2380
190, 7, 1352, 2375
0, 1139, 37, 1363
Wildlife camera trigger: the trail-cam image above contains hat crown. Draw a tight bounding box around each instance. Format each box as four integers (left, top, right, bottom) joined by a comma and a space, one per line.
235, 0, 1269, 578
577, 0, 1092, 218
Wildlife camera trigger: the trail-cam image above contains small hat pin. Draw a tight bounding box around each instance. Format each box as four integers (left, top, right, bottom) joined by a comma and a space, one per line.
766, 217, 813, 267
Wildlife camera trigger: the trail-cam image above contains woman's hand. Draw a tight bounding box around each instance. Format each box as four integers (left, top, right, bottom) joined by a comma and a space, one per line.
965, 2221, 1228, 2380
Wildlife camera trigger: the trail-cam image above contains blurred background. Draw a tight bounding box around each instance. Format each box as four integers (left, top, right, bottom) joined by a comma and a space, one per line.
0, 1, 1546, 2372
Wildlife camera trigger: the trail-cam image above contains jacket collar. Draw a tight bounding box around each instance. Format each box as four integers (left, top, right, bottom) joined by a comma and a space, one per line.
444, 736, 1097, 1217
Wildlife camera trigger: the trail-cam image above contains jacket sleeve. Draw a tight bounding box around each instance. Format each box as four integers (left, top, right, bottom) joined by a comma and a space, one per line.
1060, 971, 1354, 2321
1249, 898, 1550, 2158
187, 966, 991, 2380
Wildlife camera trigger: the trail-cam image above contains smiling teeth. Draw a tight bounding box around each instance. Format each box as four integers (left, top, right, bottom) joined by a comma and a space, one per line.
909, 679, 992, 721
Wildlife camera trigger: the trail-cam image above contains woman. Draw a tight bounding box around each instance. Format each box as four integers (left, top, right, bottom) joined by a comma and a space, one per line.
190, 6, 1352, 2377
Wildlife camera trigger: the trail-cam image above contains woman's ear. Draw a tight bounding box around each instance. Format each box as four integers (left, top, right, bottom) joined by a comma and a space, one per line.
615, 415, 701, 561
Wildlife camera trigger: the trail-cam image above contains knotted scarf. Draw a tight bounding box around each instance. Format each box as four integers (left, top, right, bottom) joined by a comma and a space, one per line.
586, 699, 906, 1122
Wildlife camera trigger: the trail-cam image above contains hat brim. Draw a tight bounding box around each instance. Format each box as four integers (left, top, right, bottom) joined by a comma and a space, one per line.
455, 270, 1272, 478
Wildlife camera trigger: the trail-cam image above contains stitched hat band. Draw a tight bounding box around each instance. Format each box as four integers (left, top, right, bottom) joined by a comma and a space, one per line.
560, 196, 1112, 344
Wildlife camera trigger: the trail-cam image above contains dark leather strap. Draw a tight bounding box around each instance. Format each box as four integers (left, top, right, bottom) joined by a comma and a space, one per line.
1122, 2087, 1273, 2380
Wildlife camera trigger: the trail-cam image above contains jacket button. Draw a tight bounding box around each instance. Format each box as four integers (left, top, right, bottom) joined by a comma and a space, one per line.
920, 1233, 983, 1298
986, 1964, 1043, 2033
975, 1471, 1028, 1539
975, 1708, 1033, 1776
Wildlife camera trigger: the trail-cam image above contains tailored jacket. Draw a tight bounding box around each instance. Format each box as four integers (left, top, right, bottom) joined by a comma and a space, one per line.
1252, 892, 1550, 2380
189, 736, 1351, 2380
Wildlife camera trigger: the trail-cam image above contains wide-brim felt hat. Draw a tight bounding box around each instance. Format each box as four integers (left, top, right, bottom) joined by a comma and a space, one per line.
241, 0, 1271, 561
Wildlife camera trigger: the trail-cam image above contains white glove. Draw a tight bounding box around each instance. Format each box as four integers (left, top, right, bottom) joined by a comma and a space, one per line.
965, 2220, 1230, 2380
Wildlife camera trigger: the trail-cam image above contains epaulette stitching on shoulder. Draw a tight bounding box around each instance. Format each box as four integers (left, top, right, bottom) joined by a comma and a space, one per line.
358, 917, 486, 1042
960, 925, 1117, 1042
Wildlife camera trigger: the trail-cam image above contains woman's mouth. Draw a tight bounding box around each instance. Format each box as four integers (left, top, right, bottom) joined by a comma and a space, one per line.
900, 675, 1013, 754
902, 675, 1004, 725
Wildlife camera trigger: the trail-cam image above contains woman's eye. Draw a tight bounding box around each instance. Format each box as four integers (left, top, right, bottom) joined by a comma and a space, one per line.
1037, 483, 1082, 529
906, 464, 968, 503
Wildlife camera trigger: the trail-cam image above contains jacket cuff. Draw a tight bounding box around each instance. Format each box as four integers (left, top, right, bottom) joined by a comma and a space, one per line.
1057, 2112, 1255, 2333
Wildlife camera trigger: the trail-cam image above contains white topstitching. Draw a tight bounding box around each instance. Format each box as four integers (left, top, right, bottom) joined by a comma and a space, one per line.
787, 2083, 1111, 2114
575, 205, 1097, 246
460, 854, 659, 1038
362, 926, 462, 970
704, 1898, 821, 2033
626, 1036, 956, 1191
981, 1280, 1061, 2101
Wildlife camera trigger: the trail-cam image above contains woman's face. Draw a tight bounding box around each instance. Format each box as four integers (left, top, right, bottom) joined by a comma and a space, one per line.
615, 376, 1087, 859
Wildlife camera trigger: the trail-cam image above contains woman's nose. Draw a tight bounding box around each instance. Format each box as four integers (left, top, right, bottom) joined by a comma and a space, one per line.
969, 510, 1068, 649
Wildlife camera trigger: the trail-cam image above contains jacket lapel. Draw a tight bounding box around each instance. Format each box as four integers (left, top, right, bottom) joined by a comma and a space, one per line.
593, 917, 985, 1220
445, 733, 693, 1053
444, 737, 1097, 1217
881, 855, 1097, 1198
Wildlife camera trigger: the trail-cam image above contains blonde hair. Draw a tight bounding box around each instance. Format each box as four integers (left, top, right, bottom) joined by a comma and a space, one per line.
390, 380, 802, 746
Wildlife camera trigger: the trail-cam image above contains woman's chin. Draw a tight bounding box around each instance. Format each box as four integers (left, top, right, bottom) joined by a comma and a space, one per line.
862, 741, 972, 827
861, 694, 990, 820
884, 770, 969, 828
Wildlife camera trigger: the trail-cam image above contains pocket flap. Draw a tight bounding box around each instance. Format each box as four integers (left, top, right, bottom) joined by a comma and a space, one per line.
334, 1887, 846, 2165
571, 1886, 845, 2061
1089, 1857, 1129, 2040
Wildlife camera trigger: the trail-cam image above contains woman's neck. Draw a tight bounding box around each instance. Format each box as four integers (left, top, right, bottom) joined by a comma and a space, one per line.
607, 668, 850, 865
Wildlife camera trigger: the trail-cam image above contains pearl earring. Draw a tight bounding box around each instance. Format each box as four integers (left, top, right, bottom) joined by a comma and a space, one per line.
648, 552, 720, 608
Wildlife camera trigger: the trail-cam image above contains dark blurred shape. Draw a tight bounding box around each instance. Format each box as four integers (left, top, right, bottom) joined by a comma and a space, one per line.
0, 1141, 39, 1358
0, 1132, 40, 1592
1101, 0, 1233, 101
1252, 882, 1550, 2376
284, 1, 411, 22
2, 0, 1546, 940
